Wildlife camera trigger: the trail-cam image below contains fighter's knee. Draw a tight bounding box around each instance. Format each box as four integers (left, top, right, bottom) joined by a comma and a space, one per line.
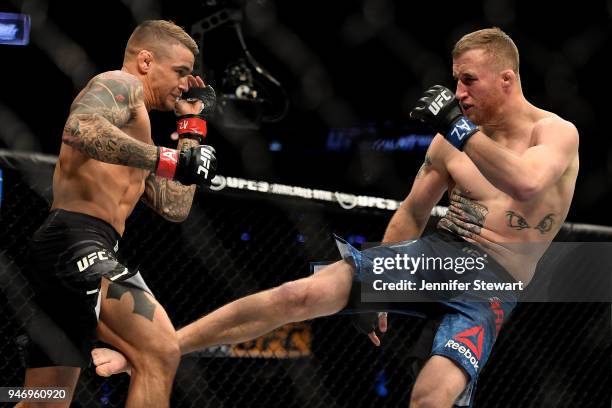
132, 333, 180, 372
273, 280, 313, 320
409, 392, 448, 408
410, 383, 456, 408
157, 338, 181, 368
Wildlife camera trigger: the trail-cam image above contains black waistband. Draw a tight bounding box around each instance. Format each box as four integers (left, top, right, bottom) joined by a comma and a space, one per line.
434, 227, 465, 242
43, 209, 121, 243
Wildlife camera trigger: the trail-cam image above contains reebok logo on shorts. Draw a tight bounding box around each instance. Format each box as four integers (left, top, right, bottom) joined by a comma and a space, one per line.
444, 325, 484, 370
76, 251, 110, 272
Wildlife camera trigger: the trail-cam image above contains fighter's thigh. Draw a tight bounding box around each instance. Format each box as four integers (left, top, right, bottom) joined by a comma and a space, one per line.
291, 260, 354, 316
411, 355, 468, 407
97, 278, 177, 357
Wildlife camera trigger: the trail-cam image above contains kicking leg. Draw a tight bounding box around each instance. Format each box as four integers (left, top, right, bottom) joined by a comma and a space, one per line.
178, 260, 354, 354
92, 259, 355, 375
92, 322, 131, 377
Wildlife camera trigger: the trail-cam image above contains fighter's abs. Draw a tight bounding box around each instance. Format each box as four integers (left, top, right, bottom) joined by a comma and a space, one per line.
52, 150, 147, 234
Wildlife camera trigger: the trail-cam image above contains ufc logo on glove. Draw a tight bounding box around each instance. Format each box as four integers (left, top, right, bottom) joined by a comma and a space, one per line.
197, 147, 213, 178
428, 90, 453, 115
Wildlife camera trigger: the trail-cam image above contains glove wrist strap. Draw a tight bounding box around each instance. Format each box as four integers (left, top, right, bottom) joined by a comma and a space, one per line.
177, 114, 207, 141
155, 146, 179, 179
445, 116, 478, 150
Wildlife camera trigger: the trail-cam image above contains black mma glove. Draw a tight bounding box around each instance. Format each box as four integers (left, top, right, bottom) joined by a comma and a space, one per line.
176, 85, 217, 144
156, 145, 217, 187
410, 85, 478, 150
352, 312, 381, 335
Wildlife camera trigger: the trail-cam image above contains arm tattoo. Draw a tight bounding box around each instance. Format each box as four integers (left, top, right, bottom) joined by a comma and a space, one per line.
62, 71, 157, 170
506, 211, 556, 234
438, 189, 488, 239
142, 138, 198, 222
415, 155, 432, 179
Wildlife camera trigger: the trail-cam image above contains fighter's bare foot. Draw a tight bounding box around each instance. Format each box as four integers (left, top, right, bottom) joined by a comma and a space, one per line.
91, 348, 132, 377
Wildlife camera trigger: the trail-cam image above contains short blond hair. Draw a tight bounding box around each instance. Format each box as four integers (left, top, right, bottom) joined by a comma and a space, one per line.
452, 27, 519, 75
124, 20, 198, 62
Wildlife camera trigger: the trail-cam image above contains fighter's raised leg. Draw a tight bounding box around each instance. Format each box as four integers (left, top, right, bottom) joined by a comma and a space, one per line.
179, 259, 354, 354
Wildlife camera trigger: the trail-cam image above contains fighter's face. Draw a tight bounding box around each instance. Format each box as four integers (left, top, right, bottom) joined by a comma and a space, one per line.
149, 43, 194, 111
452, 49, 504, 125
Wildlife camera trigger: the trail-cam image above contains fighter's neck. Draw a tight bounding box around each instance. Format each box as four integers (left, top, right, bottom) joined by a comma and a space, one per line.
121, 65, 155, 112
480, 97, 535, 141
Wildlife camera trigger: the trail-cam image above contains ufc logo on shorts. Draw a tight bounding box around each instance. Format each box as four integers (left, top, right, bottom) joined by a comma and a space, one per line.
428, 90, 452, 115
197, 147, 212, 178
77, 251, 109, 272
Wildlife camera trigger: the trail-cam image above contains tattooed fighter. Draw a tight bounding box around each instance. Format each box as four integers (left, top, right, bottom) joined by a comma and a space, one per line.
17, 20, 216, 408
94, 28, 578, 407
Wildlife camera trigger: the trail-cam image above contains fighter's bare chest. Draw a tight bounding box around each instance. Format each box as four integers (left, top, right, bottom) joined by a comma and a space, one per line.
445, 153, 500, 200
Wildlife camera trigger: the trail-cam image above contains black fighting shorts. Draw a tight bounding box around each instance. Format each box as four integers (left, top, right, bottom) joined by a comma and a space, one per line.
21, 209, 152, 368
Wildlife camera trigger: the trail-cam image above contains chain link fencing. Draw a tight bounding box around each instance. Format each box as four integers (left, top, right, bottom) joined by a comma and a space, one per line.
0, 152, 609, 407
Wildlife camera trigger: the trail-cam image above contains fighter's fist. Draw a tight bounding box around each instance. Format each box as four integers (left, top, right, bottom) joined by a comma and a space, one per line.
156, 145, 217, 188
175, 75, 216, 117
410, 85, 478, 150
175, 80, 216, 145
181, 84, 216, 117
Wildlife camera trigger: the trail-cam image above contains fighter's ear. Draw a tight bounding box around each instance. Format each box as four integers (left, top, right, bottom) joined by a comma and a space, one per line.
136, 50, 154, 74
500, 69, 516, 89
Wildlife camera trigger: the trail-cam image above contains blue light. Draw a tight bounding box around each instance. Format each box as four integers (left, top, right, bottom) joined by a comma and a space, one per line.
347, 234, 366, 246
100, 381, 111, 405
269, 141, 282, 151
296, 234, 305, 243
0, 13, 30, 46
376, 383, 389, 397
371, 134, 434, 152
375, 370, 388, 397
240, 232, 251, 241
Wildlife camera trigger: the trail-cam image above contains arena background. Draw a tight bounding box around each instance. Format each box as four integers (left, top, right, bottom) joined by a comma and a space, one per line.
0, 0, 611, 407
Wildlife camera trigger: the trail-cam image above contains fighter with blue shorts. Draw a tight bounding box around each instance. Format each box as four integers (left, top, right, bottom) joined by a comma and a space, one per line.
336, 229, 517, 406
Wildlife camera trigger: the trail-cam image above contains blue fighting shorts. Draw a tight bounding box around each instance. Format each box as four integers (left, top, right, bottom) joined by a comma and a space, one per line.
335, 229, 517, 407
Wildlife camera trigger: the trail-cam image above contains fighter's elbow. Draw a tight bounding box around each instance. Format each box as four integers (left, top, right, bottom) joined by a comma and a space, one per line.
62, 116, 80, 146
62, 113, 95, 147
512, 180, 540, 202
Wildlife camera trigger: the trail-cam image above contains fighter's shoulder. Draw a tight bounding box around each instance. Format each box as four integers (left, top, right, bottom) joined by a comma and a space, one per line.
88, 71, 144, 104
92, 70, 141, 86
532, 113, 579, 147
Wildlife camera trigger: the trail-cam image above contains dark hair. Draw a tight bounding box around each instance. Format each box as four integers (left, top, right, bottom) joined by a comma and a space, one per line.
124, 20, 198, 62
